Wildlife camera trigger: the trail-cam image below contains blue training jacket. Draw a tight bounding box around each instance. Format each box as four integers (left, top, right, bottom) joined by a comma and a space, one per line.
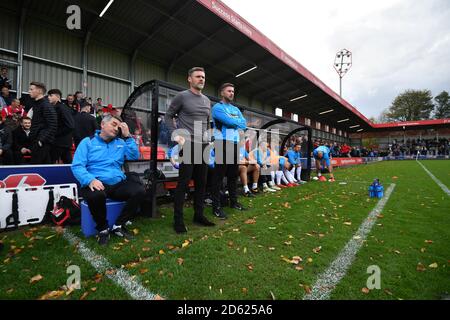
212, 102, 246, 143
71, 131, 140, 187
286, 149, 302, 166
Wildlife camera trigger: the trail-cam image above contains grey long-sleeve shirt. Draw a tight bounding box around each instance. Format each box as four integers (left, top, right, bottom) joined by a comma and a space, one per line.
164, 90, 211, 143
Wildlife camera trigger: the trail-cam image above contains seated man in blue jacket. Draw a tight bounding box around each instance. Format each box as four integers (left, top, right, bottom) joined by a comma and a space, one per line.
72, 114, 144, 246
211, 83, 247, 219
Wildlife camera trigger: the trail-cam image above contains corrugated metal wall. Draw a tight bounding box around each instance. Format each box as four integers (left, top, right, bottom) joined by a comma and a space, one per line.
135, 58, 165, 86
0, 11, 18, 51
22, 60, 81, 96
24, 21, 82, 67
88, 42, 129, 80
0, 13, 279, 119
87, 75, 129, 107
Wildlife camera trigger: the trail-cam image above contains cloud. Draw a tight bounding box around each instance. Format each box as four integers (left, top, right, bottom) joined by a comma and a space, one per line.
222, 0, 450, 119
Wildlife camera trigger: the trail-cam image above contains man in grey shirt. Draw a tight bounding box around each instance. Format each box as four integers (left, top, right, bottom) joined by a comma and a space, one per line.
165, 67, 215, 233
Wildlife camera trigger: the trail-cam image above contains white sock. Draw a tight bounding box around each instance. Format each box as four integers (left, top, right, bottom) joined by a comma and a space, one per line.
263, 183, 269, 188
284, 170, 296, 183
280, 172, 289, 184
268, 180, 275, 187
296, 167, 302, 181
271, 171, 275, 183
276, 171, 283, 185
244, 185, 250, 193
112, 224, 121, 230
318, 172, 322, 177
252, 183, 258, 190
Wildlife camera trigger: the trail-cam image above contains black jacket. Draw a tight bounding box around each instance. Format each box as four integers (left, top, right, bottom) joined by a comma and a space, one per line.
0, 122, 12, 152
54, 101, 75, 148
73, 111, 98, 146
29, 96, 57, 144
13, 126, 32, 153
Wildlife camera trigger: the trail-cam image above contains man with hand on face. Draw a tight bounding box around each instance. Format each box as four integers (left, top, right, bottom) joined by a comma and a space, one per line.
71, 114, 144, 246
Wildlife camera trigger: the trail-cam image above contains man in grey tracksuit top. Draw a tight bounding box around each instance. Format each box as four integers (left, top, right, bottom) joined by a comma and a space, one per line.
165, 67, 215, 234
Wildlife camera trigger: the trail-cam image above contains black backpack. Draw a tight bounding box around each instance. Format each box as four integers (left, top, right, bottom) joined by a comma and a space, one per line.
46, 190, 81, 226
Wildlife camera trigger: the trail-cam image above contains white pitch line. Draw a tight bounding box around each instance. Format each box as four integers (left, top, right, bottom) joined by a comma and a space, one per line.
63, 229, 161, 300
304, 183, 396, 300
416, 161, 450, 196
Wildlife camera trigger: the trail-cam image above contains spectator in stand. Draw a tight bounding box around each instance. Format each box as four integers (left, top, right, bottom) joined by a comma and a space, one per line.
65, 94, 79, 115
94, 97, 103, 115
0, 86, 14, 109
74, 91, 85, 108
1, 98, 27, 121
13, 117, 32, 164
0, 116, 14, 165
73, 103, 98, 147
28, 82, 57, 164
340, 143, 351, 157
48, 89, 75, 164
0, 67, 12, 90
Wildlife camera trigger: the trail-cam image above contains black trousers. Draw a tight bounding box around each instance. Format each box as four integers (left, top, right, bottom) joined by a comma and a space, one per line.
51, 146, 72, 164
30, 142, 52, 164
211, 140, 238, 208
174, 142, 208, 225
81, 178, 145, 232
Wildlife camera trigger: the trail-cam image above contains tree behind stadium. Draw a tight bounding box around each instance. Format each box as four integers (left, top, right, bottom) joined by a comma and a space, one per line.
434, 90, 450, 119
385, 89, 434, 121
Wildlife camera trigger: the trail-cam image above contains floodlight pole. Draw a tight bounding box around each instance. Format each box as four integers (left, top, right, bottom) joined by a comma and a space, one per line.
334, 49, 352, 97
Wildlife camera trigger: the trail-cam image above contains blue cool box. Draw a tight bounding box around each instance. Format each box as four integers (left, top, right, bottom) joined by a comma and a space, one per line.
81, 200, 125, 237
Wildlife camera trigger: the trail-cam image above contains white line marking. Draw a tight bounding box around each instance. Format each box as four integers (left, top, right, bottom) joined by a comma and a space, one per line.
416, 161, 450, 196
63, 229, 161, 300
304, 183, 396, 300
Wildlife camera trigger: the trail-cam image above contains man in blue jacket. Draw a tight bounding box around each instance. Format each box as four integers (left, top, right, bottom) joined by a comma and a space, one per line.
72, 114, 144, 246
211, 83, 247, 219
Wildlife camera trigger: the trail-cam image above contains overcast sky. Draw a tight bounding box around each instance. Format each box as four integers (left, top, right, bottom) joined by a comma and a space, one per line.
221, 0, 450, 119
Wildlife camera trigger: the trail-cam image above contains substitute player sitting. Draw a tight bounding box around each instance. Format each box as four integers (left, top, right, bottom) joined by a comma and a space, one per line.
313, 145, 335, 182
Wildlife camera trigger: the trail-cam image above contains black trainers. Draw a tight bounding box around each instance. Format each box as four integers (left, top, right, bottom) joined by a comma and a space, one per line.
110, 226, 134, 240
243, 191, 255, 198
230, 202, 247, 211
193, 215, 216, 226
97, 230, 110, 246
213, 207, 227, 220
174, 224, 188, 234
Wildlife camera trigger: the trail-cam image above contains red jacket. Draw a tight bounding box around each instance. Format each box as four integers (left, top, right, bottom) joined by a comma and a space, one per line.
1, 105, 27, 120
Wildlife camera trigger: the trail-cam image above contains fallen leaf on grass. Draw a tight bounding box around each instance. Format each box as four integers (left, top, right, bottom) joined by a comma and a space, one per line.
45, 235, 56, 240
393, 250, 401, 255
140, 268, 149, 274
32, 256, 39, 261
182, 240, 191, 248
295, 266, 304, 271
313, 246, 322, 254
420, 248, 426, 253
284, 241, 292, 246
424, 240, 433, 244
283, 202, 291, 209
39, 290, 65, 300
6, 288, 14, 294
177, 258, 184, 266
142, 247, 151, 252
154, 294, 164, 300
90, 287, 97, 292
244, 219, 256, 225
246, 264, 254, 271
303, 285, 312, 294
307, 257, 313, 263
132, 229, 139, 235
242, 288, 248, 294
361, 287, 370, 294
144, 239, 152, 243
428, 263, 438, 269
416, 263, 426, 272
343, 222, 352, 226
159, 250, 165, 255
80, 292, 89, 300
268, 247, 275, 251
30, 274, 43, 284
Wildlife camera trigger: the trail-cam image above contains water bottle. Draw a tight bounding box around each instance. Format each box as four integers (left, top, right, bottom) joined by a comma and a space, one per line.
368, 185, 375, 198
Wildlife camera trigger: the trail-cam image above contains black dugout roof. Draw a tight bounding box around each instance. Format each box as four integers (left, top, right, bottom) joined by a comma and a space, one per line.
4, 0, 382, 133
